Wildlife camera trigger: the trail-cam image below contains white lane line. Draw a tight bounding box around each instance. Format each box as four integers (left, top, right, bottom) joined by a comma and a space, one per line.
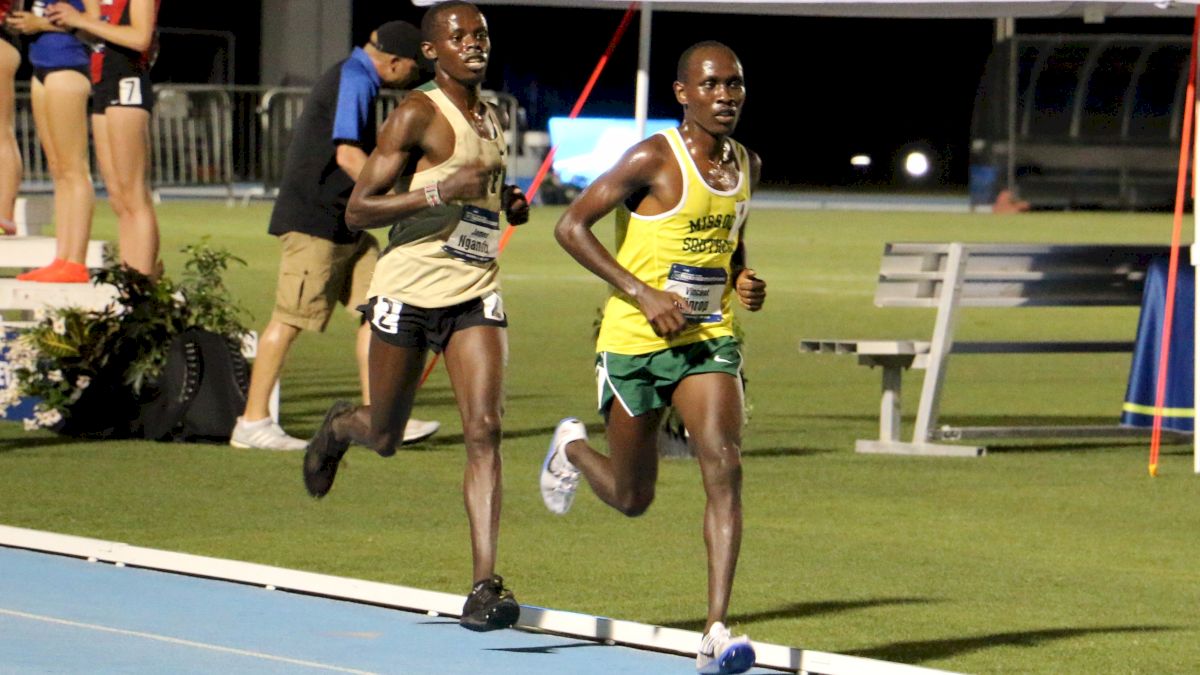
0, 607, 377, 675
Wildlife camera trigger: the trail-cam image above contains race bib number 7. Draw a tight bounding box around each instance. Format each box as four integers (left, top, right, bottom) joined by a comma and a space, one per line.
663, 263, 726, 323
119, 77, 143, 106
442, 205, 501, 263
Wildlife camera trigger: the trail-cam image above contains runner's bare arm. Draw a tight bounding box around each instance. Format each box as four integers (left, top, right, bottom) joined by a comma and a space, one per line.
733, 149, 765, 311
345, 96, 436, 230
347, 96, 497, 230
555, 136, 688, 338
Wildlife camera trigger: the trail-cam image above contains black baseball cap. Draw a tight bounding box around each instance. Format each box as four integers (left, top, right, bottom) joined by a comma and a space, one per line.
373, 21, 434, 73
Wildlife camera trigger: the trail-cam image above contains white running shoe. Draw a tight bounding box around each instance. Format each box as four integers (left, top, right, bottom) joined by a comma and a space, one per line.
230, 416, 307, 451
540, 417, 586, 514
696, 622, 756, 675
402, 418, 440, 444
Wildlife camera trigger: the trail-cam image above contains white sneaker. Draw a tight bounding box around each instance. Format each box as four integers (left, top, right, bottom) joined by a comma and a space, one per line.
696, 622, 756, 675
540, 417, 586, 514
230, 416, 307, 451
402, 418, 440, 444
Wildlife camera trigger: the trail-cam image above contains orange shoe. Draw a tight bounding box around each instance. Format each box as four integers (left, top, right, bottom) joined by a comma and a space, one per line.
36, 260, 89, 283
16, 258, 64, 281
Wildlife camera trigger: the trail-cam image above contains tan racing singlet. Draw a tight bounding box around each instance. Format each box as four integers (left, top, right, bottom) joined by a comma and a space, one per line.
367, 82, 507, 308
596, 127, 751, 355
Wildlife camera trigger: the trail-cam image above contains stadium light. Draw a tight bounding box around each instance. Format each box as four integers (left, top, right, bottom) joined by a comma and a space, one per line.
903, 150, 930, 178
896, 142, 937, 183
850, 154, 871, 168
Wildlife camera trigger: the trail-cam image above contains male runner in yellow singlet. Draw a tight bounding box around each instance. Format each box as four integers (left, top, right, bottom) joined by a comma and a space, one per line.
301, 1, 530, 633
542, 41, 766, 675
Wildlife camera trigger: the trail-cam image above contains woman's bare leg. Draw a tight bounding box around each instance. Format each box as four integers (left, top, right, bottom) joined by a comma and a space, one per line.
93, 106, 158, 275
0, 40, 23, 226
40, 70, 93, 263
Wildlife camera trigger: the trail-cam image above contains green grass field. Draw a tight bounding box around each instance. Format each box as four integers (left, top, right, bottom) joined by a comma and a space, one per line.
4, 200, 1199, 674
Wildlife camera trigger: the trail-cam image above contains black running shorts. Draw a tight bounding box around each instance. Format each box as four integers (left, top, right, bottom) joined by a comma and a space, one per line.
92, 58, 154, 113
362, 292, 507, 354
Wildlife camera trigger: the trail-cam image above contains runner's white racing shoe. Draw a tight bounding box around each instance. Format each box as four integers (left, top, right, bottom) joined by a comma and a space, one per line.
540, 418, 586, 514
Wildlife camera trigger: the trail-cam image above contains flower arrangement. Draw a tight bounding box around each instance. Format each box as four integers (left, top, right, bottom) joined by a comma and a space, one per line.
0, 242, 249, 436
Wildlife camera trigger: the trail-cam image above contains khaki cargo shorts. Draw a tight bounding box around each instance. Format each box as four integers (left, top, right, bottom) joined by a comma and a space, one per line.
271, 231, 379, 332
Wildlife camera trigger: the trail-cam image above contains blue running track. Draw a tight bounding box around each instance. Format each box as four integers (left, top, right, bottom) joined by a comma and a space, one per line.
0, 546, 781, 674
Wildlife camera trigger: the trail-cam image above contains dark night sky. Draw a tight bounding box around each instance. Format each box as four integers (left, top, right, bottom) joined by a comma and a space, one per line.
148, 4, 1193, 188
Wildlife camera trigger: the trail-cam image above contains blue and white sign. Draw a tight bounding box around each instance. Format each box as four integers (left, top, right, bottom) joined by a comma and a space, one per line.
548, 116, 677, 189
0, 330, 40, 423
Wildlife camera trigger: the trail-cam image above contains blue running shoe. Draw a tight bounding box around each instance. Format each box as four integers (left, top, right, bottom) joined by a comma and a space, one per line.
696, 621, 756, 674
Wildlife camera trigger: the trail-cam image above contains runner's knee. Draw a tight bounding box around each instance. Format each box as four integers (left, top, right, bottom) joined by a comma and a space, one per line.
698, 441, 744, 489
614, 473, 662, 514
368, 430, 400, 457
359, 410, 400, 457
614, 486, 655, 517
462, 412, 502, 453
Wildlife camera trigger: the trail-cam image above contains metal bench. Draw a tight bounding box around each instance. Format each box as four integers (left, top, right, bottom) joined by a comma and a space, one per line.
800, 242, 1175, 457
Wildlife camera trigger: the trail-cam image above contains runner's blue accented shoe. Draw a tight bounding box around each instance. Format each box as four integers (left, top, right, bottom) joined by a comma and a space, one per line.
696, 621, 756, 674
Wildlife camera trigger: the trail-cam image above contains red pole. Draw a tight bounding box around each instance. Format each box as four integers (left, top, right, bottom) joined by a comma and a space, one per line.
496, 1, 640, 252
1149, 5, 1200, 477
419, 2, 640, 387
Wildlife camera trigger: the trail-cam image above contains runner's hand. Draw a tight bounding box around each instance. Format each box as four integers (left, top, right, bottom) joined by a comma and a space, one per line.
735, 268, 766, 311
637, 286, 688, 338
502, 184, 529, 225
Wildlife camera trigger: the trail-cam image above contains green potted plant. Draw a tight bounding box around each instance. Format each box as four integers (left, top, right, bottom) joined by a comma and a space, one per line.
0, 242, 249, 438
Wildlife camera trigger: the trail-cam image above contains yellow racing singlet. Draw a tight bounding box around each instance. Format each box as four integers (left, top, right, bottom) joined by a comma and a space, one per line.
367, 82, 507, 308
596, 127, 751, 355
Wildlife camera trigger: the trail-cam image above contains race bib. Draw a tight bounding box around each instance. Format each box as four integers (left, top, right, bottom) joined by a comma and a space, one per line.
118, 77, 143, 106
442, 205, 500, 263
663, 263, 726, 323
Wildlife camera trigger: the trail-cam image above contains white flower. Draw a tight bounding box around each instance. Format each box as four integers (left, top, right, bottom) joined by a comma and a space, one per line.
75, 375, 90, 390
35, 408, 62, 427
23, 418, 38, 431
52, 316, 66, 335
8, 337, 37, 371
47, 370, 63, 383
